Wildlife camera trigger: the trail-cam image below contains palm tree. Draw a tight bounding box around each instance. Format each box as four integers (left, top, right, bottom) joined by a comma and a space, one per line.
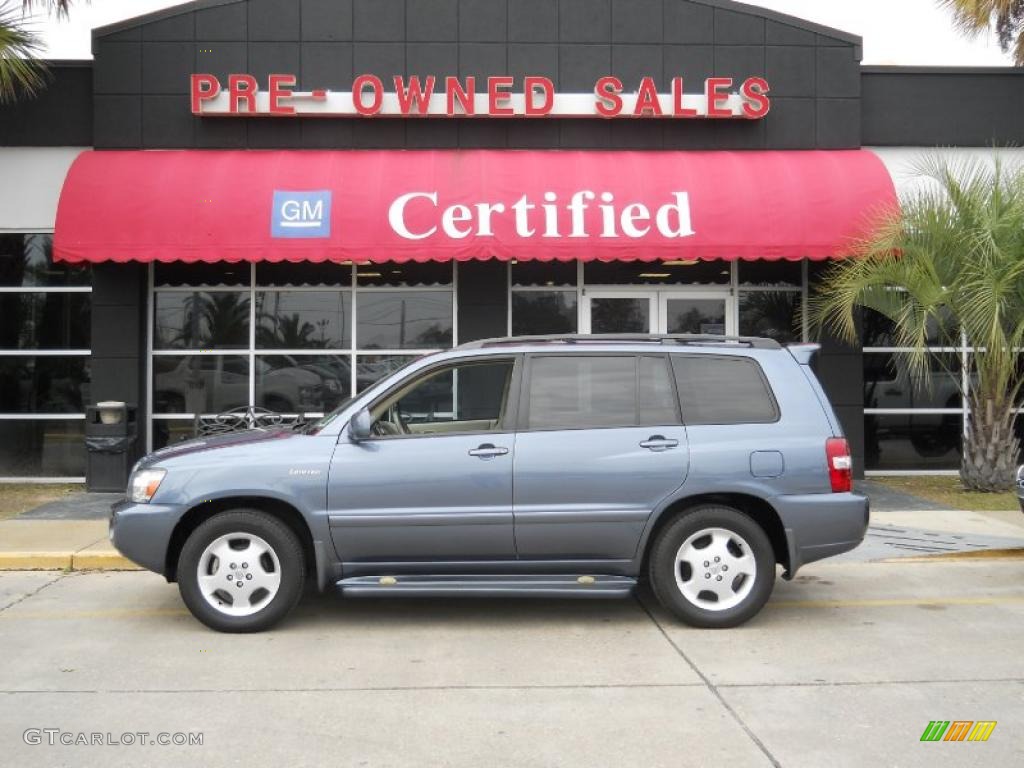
940, 0, 1024, 64
810, 154, 1024, 492
0, 1, 71, 103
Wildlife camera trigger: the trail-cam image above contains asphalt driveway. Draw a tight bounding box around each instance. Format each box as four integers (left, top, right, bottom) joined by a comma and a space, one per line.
1, 556, 1022, 767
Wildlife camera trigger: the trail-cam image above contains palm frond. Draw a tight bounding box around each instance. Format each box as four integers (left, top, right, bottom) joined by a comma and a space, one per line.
0, 8, 46, 103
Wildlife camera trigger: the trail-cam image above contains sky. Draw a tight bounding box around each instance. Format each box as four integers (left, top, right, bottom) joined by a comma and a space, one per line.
12, 0, 1016, 66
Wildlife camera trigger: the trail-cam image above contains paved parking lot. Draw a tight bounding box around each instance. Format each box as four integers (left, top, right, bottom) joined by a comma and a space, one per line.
1, 558, 1022, 767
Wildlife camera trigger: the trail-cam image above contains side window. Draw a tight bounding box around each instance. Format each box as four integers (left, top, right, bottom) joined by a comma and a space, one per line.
639, 356, 679, 425
527, 355, 637, 430
370, 359, 514, 437
670, 354, 778, 425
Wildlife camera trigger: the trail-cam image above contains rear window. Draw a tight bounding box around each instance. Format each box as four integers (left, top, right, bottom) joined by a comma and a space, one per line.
670, 354, 778, 425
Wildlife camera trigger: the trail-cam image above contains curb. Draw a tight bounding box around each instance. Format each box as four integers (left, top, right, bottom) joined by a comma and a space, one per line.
0, 552, 141, 571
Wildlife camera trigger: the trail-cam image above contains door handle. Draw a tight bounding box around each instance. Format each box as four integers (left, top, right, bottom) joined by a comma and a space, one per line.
468, 443, 509, 459
640, 435, 679, 451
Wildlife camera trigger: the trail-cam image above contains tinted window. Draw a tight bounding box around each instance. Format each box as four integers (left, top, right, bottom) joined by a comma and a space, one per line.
639, 356, 678, 425
670, 355, 778, 425
527, 356, 637, 430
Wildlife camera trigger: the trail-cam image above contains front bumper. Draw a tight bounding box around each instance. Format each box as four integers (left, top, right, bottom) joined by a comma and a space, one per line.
109, 499, 188, 576
776, 492, 870, 577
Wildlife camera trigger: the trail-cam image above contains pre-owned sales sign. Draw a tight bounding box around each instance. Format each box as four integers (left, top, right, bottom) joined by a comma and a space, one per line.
190, 73, 771, 119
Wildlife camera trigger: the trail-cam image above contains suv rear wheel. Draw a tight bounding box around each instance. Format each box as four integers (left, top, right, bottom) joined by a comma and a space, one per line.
649, 505, 775, 628
177, 509, 305, 633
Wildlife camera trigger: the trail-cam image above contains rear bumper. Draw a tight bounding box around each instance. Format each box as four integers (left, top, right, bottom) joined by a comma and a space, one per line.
109, 499, 187, 576
776, 492, 870, 577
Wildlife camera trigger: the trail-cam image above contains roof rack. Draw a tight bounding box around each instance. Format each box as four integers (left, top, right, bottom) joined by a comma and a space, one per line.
458, 333, 781, 350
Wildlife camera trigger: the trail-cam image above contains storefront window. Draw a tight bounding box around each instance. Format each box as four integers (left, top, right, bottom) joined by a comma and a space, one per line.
153, 291, 250, 349
256, 291, 350, 349
737, 259, 802, 288
0, 357, 90, 413
738, 291, 802, 343
865, 413, 963, 471
355, 291, 453, 350
511, 291, 578, 335
356, 355, 420, 392
0, 234, 90, 478
150, 263, 454, 450
152, 355, 250, 414
255, 355, 350, 413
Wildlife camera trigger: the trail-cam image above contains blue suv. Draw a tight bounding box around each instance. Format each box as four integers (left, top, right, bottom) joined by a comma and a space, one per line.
110, 335, 869, 632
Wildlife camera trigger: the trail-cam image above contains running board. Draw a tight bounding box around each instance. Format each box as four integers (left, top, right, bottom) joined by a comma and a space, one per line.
335, 574, 637, 599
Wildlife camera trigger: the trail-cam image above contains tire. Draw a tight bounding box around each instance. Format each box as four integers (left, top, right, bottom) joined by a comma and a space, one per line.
649, 505, 775, 629
177, 509, 305, 633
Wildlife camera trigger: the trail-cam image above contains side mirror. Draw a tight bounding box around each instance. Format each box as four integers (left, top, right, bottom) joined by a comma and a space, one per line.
349, 407, 372, 442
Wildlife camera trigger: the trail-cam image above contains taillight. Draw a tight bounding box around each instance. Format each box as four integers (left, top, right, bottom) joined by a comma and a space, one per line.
825, 438, 852, 493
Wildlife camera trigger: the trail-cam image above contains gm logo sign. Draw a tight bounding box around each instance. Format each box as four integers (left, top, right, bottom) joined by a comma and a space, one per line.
272, 190, 331, 238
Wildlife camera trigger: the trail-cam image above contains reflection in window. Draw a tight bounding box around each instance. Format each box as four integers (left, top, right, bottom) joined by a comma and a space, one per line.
356, 291, 453, 349
511, 291, 577, 335
256, 355, 351, 413
0, 293, 91, 349
862, 306, 958, 348
863, 352, 963, 411
356, 355, 419, 392
152, 355, 250, 414
0, 357, 90, 413
0, 234, 90, 287
665, 298, 726, 335
0, 420, 86, 476
865, 414, 963, 471
590, 297, 649, 333
256, 291, 350, 349
153, 292, 250, 349
738, 291, 801, 343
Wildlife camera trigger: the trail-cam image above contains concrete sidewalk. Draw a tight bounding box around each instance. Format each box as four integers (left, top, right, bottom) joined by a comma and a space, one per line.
1, 508, 1022, 572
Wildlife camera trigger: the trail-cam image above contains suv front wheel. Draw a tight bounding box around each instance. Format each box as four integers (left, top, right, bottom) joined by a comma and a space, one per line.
177, 509, 305, 633
649, 505, 775, 628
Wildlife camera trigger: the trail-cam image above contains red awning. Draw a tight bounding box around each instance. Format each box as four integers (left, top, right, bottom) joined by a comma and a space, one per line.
54, 149, 896, 264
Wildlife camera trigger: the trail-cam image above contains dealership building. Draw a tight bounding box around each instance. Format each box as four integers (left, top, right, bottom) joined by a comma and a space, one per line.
1, 0, 1022, 484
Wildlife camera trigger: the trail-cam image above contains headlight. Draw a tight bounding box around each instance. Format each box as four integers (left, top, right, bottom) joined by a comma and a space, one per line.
128, 469, 166, 503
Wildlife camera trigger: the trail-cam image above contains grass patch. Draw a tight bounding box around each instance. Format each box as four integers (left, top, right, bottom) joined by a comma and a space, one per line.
0, 484, 84, 520
873, 475, 1019, 512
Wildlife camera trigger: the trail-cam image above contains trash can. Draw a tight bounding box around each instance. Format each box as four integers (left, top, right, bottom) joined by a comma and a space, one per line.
85, 402, 138, 493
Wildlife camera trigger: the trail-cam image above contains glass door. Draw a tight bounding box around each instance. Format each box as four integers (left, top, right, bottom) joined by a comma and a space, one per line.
582, 289, 735, 336
660, 292, 735, 336
581, 291, 657, 334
